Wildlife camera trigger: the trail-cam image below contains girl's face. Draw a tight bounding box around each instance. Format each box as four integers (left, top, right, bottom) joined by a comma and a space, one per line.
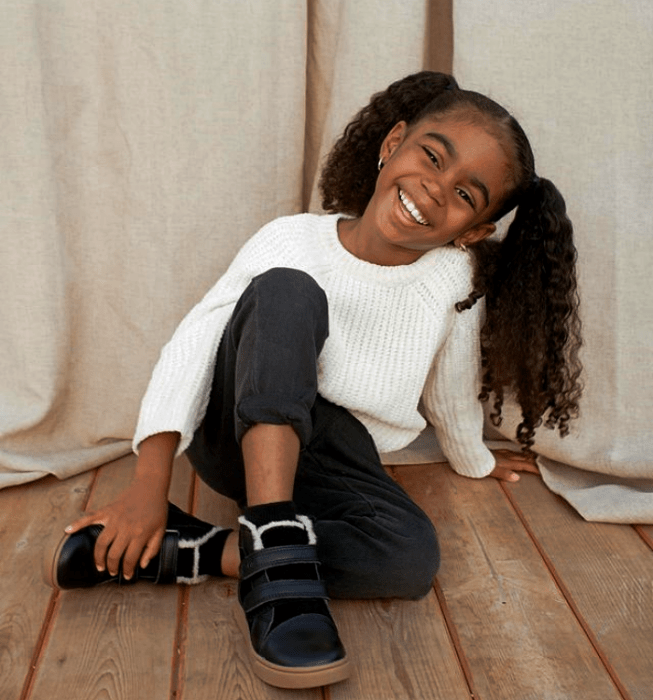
352, 114, 513, 265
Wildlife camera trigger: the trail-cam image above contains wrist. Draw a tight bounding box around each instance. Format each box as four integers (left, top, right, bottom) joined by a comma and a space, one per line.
132, 432, 179, 500
130, 471, 170, 498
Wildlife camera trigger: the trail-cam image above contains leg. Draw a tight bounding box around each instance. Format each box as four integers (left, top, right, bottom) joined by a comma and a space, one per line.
294, 396, 440, 600
187, 266, 331, 582
241, 423, 299, 505
188, 268, 438, 599
221, 402, 440, 595
189, 268, 349, 688
187, 267, 329, 505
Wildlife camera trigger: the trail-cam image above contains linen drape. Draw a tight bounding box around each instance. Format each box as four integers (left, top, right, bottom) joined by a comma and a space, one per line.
453, 0, 653, 521
0, 0, 443, 488
3, 0, 651, 523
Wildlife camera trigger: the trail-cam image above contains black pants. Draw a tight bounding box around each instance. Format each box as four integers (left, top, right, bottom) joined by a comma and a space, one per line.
187, 268, 440, 599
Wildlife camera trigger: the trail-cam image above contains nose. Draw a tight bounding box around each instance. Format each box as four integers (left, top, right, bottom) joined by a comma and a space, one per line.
422, 172, 445, 206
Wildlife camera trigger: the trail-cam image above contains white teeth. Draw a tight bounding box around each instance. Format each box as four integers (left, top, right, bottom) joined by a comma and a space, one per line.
399, 189, 429, 225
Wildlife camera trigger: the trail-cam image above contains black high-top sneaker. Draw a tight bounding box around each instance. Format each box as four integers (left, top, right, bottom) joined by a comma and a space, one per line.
47, 503, 231, 589
235, 508, 350, 689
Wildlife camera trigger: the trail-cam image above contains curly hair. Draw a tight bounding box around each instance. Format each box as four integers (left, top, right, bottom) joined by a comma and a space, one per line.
319, 71, 582, 452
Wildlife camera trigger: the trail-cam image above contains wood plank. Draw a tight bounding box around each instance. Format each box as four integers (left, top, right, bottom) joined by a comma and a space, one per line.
330, 594, 470, 700
185, 477, 469, 699
394, 463, 622, 700
507, 474, 653, 700
636, 525, 653, 550
0, 471, 94, 700
30, 453, 192, 700
181, 478, 322, 698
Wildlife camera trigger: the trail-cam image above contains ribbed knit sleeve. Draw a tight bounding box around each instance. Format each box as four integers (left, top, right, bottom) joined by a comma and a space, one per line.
421, 299, 496, 478
132, 274, 242, 456
132, 216, 311, 455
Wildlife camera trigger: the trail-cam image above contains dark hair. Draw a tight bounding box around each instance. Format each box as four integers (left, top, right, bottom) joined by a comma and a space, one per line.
319, 71, 582, 451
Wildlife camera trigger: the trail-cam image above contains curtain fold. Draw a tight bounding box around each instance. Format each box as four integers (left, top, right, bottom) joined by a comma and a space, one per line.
453, 0, 653, 521
0, 0, 443, 488
7, 0, 646, 524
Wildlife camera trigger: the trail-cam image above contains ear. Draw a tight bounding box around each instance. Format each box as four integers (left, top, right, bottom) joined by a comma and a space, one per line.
456, 222, 496, 248
380, 121, 408, 162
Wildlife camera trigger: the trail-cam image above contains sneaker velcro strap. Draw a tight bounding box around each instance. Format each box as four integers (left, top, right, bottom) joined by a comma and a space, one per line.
154, 530, 179, 584
241, 579, 329, 614
240, 544, 321, 581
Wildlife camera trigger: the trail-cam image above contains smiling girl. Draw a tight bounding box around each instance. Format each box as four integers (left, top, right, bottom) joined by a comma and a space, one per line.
50, 72, 582, 689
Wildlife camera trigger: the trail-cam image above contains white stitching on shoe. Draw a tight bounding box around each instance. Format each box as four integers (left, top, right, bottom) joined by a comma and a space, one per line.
238, 516, 312, 551
175, 525, 224, 585
178, 525, 225, 549
295, 515, 317, 545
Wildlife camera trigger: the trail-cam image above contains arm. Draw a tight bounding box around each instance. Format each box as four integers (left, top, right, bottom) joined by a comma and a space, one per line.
422, 302, 539, 481
65, 431, 180, 579
422, 301, 495, 478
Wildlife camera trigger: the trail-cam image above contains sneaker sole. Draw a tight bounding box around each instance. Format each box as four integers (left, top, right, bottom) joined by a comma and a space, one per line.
233, 601, 351, 689
42, 529, 70, 589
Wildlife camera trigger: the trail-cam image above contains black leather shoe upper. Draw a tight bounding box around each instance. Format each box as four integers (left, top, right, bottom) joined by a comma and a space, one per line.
54, 525, 179, 589
238, 522, 346, 669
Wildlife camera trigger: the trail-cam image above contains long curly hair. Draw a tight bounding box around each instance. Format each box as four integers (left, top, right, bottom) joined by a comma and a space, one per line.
319, 71, 582, 451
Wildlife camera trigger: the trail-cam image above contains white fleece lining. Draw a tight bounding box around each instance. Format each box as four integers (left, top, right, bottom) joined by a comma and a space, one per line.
175, 525, 224, 585
238, 515, 317, 551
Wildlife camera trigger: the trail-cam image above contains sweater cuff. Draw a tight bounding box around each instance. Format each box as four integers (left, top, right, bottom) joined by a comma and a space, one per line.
438, 434, 496, 478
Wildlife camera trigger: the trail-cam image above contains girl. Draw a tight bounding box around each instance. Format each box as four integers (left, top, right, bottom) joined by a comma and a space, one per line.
50, 72, 582, 689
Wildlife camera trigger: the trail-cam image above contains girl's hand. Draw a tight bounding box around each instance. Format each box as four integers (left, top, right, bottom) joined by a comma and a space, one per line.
490, 449, 540, 482
64, 480, 168, 580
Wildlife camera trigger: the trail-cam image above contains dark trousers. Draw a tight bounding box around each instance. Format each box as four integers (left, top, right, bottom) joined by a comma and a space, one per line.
187, 268, 440, 599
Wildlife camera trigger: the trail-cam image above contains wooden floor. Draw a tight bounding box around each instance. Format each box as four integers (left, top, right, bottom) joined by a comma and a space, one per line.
1, 453, 652, 700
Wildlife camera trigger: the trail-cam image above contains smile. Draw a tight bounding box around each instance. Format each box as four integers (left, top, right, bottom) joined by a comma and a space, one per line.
398, 189, 429, 226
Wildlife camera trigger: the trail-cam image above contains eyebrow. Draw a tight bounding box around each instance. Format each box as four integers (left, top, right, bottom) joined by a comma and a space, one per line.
425, 131, 491, 210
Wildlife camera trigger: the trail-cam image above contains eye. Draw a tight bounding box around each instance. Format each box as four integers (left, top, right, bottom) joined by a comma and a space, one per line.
456, 187, 475, 208
422, 147, 440, 168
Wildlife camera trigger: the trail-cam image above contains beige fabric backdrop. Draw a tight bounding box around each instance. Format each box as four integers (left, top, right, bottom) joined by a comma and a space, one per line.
0, 0, 441, 488
3, 0, 651, 523
453, 0, 653, 522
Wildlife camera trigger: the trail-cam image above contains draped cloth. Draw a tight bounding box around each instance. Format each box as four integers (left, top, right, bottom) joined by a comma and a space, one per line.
0, 0, 446, 487
2, 1, 652, 523
452, 0, 653, 522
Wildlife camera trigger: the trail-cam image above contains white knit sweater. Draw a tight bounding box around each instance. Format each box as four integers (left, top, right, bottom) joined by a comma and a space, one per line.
133, 213, 496, 478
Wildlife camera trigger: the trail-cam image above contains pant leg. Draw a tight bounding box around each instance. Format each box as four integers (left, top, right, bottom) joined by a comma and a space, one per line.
187, 267, 329, 505
186, 267, 439, 600
294, 396, 440, 600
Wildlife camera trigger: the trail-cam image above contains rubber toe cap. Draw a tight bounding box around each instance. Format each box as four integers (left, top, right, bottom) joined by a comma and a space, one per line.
259, 613, 346, 668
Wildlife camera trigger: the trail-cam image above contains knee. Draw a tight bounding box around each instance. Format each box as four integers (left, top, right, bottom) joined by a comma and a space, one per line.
251, 268, 327, 315
231, 267, 329, 354
381, 516, 440, 600
321, 510, 440, 601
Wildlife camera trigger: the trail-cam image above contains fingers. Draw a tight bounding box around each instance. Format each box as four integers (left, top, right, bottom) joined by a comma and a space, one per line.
518, 461, 540, 475
94, 524, 115, 573
121, 539, 145, 580
493, 449, 534, 464
491, 466, 520, 482
140, 529, 165, 569
65, 512, 101, 534
63, 495, 167, 578
102, 529, 154, 579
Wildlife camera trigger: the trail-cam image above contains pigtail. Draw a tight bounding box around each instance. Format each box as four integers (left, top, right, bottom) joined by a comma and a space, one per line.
479, 177, 583, 451
319, 70, 583, 450
320, 72, 459, 217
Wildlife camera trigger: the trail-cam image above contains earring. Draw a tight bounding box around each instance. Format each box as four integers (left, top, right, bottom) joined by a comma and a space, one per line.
377, 158, 384, 171
459, 243, 468, 253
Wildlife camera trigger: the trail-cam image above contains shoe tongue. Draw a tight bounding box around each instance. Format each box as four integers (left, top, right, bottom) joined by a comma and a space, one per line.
260, 519, 308, 549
